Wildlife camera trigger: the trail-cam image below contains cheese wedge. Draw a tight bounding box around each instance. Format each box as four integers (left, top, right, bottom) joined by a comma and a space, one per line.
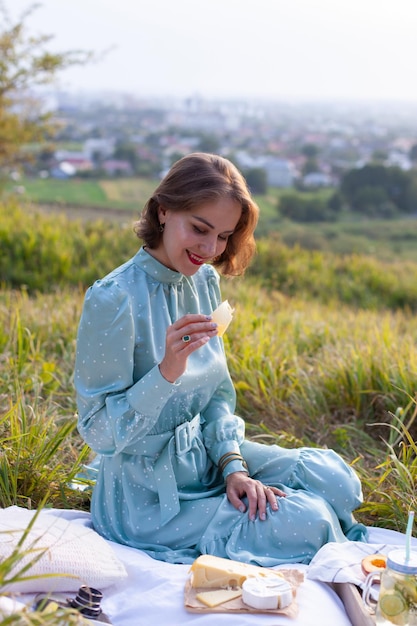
211, 300, 234, 337
195, 588, 242, 608
242, 575, 293, 610
189, 554, 284, 589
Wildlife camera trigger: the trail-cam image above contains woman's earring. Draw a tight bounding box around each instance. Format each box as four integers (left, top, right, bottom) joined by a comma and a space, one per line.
159, 223, 165, 232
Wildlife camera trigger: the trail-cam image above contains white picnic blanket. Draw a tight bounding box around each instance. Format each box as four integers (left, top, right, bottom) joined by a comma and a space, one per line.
2, 508, 414, 626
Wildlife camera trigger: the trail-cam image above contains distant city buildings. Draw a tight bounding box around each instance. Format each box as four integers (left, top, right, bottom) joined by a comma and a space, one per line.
25, 91, 417, 187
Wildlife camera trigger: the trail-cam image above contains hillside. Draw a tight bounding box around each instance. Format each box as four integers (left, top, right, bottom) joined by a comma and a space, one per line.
7, 177, 417, 264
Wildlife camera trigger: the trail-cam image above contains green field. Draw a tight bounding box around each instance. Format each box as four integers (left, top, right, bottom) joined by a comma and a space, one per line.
7, 176, 157, 212
8, 176, 417, 263
6, 175, 313, 220
1, 195, 417, 534
276, 217, 417, 263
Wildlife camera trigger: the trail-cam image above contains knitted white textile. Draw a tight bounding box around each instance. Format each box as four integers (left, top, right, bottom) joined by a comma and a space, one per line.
0, 506, 127, 593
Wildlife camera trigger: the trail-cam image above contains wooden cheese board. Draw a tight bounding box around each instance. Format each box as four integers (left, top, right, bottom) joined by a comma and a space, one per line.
330, 582, 376, 626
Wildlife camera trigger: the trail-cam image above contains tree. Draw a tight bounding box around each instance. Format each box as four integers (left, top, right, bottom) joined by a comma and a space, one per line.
302, 143, 319, 159
410, 144, 417, 162
327, 191, 343, 213
278, 192, 330, 222
0, 2, 93, 173
340, 164, 417, 214
244, 167, 267, 194
113, 142, 139, 171
197, 134, 220, 154
301, 143, 319, 176
353, 186, 398, 217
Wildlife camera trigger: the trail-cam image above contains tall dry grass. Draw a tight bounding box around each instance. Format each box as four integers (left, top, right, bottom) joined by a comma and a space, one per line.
1, 198, 417, 531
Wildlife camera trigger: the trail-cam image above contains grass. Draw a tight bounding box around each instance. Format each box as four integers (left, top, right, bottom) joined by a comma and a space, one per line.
223, 280, 417, 440
0, 605, 89, 625
6, 176, 417, 263
1, 275, 417, 528
0, 290, 91, 510
4, 198, 417, 311
5, 176, 158, 213
277, 216, 417, 263
11, 179, 109, 207
98, 177, 157, 207
359, 410, 417, 531
1, 198, 417, 619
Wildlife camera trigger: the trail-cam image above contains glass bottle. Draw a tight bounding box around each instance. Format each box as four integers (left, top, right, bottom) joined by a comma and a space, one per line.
364, 549, 417, 625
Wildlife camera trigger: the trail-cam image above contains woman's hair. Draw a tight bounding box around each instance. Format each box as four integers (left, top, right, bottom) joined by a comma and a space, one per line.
134, 152, 259, 276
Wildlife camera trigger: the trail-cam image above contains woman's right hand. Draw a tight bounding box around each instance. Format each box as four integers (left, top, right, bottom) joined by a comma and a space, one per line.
158, 314, 218, 382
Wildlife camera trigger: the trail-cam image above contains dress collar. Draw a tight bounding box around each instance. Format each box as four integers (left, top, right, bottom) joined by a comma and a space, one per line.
133, 246, 184, 285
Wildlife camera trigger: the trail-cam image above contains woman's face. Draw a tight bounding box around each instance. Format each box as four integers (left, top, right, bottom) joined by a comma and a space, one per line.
153, 197, 242, 275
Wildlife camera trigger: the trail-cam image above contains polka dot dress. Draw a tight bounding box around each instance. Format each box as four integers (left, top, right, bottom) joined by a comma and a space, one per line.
74, 247, 368, 565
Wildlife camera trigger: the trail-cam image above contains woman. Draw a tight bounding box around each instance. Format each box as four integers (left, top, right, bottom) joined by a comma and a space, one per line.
74, 152, 367, 566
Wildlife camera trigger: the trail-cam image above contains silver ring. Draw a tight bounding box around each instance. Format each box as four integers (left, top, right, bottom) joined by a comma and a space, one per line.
182, 335, 191, 343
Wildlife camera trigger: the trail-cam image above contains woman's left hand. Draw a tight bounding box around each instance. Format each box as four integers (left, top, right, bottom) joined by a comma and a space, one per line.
226, 472, 286, 521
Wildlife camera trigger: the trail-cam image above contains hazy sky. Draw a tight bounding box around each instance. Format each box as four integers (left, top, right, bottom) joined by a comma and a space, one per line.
8, 0, 417, 102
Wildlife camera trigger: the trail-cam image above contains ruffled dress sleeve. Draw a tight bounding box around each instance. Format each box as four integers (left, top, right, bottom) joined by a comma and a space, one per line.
74, 278, 179, 455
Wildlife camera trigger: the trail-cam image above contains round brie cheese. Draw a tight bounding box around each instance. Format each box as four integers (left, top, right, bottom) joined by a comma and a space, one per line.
242, 575, 293, 610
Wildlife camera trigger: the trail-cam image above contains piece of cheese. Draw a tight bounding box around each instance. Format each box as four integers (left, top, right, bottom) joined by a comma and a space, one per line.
242, 575, 293, 610
211, 300, 234, 337
195, 588, 243, 608
189, 555, 284, 589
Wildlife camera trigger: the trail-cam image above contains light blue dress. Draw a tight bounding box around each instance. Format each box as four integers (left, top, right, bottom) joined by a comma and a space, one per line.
74, 247, 367, 565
